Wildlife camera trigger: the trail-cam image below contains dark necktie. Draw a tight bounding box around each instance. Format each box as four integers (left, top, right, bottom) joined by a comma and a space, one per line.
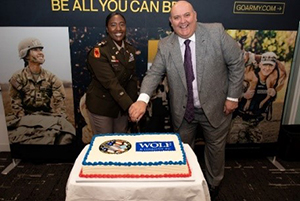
184, 39, 195, 123
119, 48, 125, 60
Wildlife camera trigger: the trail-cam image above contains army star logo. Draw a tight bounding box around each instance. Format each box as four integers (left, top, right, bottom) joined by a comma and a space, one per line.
94, 47, 100, 58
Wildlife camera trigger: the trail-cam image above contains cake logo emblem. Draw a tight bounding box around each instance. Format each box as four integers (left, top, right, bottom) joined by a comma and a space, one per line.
136, 141, 176, 152
99, 139, 131, 154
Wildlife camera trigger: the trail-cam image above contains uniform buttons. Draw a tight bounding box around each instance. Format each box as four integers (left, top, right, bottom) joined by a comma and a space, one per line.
119, 91, 124, 96
183, 106, 186, 109
102, 95, 105, 98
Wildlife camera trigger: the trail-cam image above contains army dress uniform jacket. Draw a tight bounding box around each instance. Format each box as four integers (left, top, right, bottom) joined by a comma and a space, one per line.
86, 36, 138, 118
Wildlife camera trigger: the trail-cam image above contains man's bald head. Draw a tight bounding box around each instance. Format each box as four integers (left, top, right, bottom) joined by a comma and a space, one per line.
169, 1, 197, 39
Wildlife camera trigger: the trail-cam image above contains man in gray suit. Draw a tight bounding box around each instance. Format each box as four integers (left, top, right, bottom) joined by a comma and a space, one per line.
129, 1, 244, 199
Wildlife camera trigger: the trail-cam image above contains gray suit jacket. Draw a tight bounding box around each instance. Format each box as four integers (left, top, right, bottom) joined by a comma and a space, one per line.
141, 22, 244, 130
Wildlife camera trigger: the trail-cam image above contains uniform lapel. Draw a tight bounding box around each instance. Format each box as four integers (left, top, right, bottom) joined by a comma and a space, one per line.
107, 37, 128, 66
115, 47, 127, 66
124, 45, 130, 65
118, 48, 127, 65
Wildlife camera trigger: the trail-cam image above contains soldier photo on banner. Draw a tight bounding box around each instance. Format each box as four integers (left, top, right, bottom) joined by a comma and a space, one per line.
0, 27, 76, 145
227, 30, 297, 144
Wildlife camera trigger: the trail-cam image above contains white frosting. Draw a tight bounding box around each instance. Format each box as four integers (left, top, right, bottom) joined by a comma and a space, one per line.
81, 133, 190, 177
85, 134, 184, 164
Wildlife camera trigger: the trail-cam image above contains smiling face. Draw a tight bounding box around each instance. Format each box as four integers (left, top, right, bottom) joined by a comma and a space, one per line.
26, 47, 45, 64
259, 63, 276, 77
169, 1, 197, 39
106, 14, 126, 46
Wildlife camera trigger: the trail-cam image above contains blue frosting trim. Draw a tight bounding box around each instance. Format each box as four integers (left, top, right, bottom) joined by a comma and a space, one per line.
82, 133, 187, 166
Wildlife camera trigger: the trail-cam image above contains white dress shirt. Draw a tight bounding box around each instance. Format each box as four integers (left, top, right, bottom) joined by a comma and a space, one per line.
178, 34, 201, 108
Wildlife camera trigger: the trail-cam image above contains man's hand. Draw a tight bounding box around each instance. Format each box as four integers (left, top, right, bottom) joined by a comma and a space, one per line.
129, 101, 147, 122
223, 100, 238, 116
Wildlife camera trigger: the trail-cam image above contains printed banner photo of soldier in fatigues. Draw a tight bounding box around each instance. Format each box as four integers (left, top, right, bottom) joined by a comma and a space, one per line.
5, 37, 76, 145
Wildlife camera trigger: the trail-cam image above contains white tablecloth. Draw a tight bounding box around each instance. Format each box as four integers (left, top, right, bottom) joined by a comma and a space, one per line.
65, 144, 210, 201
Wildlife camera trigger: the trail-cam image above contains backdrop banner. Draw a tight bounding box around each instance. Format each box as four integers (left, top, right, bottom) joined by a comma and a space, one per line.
0, 0, 299, 160
0, 27, 78, 160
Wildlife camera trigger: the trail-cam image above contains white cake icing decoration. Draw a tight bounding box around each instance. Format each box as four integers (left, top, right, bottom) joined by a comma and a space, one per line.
80, 133, 191, 178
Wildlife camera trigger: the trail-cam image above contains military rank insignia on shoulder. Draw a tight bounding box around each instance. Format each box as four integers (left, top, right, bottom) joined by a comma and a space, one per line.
126, 41, 132, 46
97, 40, 107, 47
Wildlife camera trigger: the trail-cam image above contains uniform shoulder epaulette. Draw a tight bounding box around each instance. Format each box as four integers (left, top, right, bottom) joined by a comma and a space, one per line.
97, 40, 107, 47
126, 40, 132, 46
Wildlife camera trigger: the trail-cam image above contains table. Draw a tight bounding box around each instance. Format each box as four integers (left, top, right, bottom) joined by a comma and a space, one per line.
65, 144, 210, 201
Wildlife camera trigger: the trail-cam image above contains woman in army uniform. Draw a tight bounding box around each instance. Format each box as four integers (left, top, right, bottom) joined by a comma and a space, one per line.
8, 37, 75, 145
9, 37, 66, 118
85, 12, 138, 135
